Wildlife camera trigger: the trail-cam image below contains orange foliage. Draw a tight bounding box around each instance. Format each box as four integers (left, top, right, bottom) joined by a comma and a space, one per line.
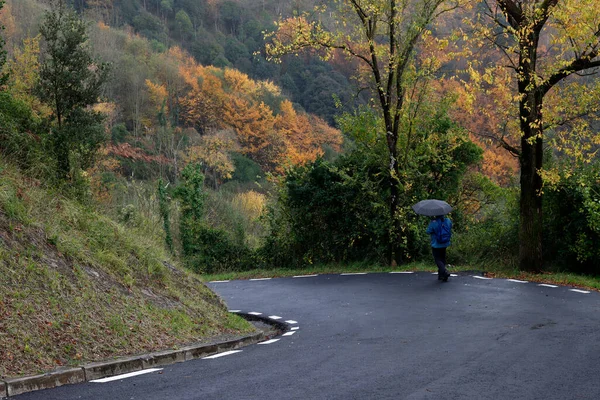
437, 79, 519, 186
128, 45, 343, 174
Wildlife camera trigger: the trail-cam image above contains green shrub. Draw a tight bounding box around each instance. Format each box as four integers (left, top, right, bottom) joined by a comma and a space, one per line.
0, 92, 45, 171
175, 163, 254, 273
543, 163, 600, 274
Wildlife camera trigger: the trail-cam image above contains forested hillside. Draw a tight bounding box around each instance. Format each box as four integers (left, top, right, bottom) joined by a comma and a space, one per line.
73, 0, 363, 125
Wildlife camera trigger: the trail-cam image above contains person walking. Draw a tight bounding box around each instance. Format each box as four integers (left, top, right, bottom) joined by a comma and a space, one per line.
426, 215, 452, 281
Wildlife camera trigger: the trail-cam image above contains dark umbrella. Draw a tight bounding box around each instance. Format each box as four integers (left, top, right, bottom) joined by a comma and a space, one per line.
412, 199, 453, 216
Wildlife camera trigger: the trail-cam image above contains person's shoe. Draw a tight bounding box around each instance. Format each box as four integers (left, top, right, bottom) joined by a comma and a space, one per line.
440, 272, 450, 282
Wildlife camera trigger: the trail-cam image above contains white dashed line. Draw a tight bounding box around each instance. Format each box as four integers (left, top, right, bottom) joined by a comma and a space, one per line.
250, 278, 272, 281
228, 310, 241, 313
508, 279, 528, 284
258, 339, 280, 345
210, 280, 230, 283
269, 316, 282, 320
282, 331, 296, 336
390, 271, 414, 274
473, 276, 493, 280
450, 274, 458, 277
248, 312, 262, 316
285, 320, 298, 324
293, 274, 318, 278
203, 350, 242, 359
431, 272, 438, 275
290, 327, 300, 331
341, 273, 367, 276
90, 369, 163, 383
569, 289, 591, 294
538, 284, 558, 288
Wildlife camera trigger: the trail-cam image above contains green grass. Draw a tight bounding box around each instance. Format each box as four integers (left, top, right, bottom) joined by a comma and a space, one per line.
202, 261, 600, 292
0, 159, 254, 378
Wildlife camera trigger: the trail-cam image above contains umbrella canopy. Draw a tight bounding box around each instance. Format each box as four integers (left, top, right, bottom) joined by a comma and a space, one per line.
412, 199, 453, 216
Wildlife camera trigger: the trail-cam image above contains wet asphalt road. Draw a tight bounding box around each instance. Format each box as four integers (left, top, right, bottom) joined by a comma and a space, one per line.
12, 272, 600, 399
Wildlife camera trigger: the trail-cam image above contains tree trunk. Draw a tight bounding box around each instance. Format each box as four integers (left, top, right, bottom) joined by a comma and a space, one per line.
518, 87, 544, 272
518, 134, 543, 272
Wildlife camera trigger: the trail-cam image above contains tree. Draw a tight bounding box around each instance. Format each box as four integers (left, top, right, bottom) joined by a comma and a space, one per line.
265, 0, 465, 264
0, 0, 8, 88
469, 1, 600, 271
37, 0, 110, 177
175, 9, 193, 40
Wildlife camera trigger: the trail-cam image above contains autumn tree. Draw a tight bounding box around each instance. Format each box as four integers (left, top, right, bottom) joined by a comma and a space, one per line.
266, 0, 465, 264
467, 1, 600, 271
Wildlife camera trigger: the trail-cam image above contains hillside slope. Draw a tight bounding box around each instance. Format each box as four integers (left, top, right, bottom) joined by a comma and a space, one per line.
0, 160, 253, 378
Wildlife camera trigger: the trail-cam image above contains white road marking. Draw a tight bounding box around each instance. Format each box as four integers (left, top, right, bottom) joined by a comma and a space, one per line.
228, 310, 241, 313
293, 274, 318, 278
450, 274, 458, 277
341, 273, 367, 276
508, 279, 528, 284
90, 369, 163, 383
250, 278, 272, 281
269, 316, 282, 320
210, 280, 230, 283
282, 331, 296, 336
290, 327, 300, 331
569, 289, 591, 294
248, 312, 262, 316
473, 276, 492, 280
432, 272, 438, 275
258, 339, 280, 345
537, 284, 558, 288
203, 350, 242, 359
285, 320, 298, 324
390, 271, 414, 274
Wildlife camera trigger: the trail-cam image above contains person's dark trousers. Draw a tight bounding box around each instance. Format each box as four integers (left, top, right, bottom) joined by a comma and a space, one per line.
432, 247, 448, 277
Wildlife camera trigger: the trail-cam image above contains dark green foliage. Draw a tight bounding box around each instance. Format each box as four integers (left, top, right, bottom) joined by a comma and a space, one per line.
175, 163, 253, 273
0, 0, 7, 88
544, 163, 600, 274
157, 178, 173, 252
191, 35, 224, 66
261, 157, 392, 267
230, 153, 263, 183
54, 108, 106, 172
224, 37, 250, 64
132, 11, 167, 42
219, 1, 243, 36
111, 124, 128, 144
175, 163, 206, 259
0, 93, 45, 170
37, 0, 110, 179
262, 102, 483, 268
451, 183, 520, 268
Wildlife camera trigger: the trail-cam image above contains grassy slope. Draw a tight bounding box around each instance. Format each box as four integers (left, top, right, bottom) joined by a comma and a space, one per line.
0, 160, 253, 378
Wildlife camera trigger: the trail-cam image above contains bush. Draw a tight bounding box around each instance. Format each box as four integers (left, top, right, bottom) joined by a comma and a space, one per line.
450, 187, 520, 268
0, 92, 45, 171
175, 163, 254, 273
543, 163, 600, 274
261, 157, 392, 267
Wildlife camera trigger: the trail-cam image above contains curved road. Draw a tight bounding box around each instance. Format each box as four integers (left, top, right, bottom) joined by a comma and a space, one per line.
14, 272, 600, 399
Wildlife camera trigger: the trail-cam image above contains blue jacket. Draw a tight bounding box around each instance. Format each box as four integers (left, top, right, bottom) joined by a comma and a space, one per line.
426, 217, 452, 248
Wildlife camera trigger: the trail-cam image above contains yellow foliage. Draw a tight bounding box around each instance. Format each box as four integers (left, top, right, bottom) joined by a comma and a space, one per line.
232, 191, 266, 221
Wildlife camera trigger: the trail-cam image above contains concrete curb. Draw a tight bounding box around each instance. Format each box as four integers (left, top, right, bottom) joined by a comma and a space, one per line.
4, 368, 85, 397
1, 313, 285, 397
